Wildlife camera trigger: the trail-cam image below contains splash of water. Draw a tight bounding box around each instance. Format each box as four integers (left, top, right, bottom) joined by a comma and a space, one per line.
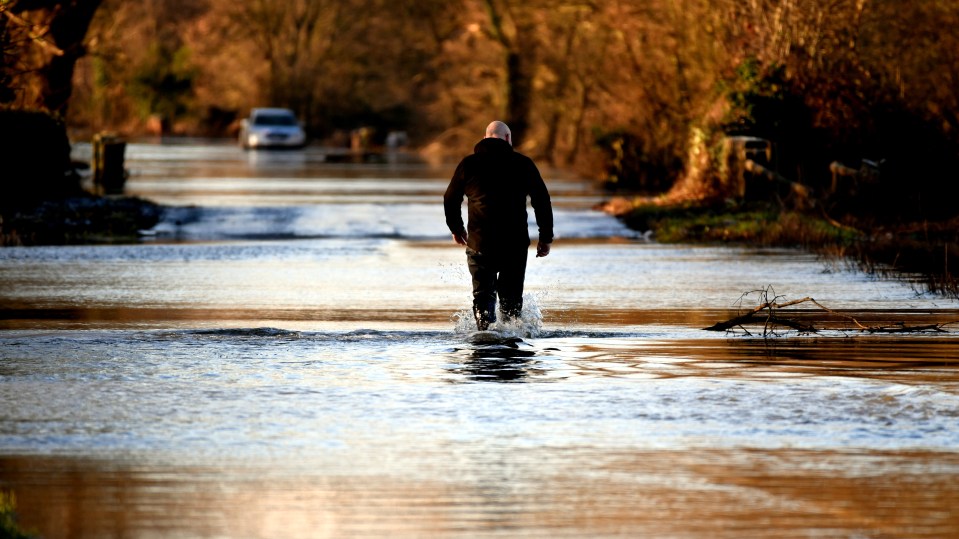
451, 292, 545, 338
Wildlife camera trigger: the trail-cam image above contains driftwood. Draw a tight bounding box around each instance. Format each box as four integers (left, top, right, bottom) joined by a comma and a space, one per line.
705, 287, 954, 336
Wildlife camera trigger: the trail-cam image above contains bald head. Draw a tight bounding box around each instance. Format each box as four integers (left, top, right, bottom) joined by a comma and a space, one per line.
485, 121, 512, 146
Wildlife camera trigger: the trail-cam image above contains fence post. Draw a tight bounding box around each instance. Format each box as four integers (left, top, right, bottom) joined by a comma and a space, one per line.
92, 133, 127, 195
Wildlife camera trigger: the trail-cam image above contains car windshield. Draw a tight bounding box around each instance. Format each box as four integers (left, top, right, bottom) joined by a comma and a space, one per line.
253, 113, 297, 127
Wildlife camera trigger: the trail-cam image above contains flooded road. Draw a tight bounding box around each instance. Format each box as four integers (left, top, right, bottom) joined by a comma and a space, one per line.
2, 140, 959, 538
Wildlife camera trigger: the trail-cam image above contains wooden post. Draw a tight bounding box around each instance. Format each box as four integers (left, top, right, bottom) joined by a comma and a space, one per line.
92, 133, 127, 195
724, 136, 774, 199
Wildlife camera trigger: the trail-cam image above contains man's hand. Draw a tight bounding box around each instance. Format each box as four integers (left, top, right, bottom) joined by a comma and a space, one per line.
452, 232, 468, 246
536, 241, 551, 257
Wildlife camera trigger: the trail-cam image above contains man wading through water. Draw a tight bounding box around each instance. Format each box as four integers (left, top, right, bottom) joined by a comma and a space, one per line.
444, 121, 554, 331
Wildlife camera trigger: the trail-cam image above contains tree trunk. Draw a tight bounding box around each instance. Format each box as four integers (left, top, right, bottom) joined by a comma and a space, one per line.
505, 50, 532, 144
45, 0, 104, 114
15, 0, 104, 115
482, 0, 535, 145
0, 12, 13, 104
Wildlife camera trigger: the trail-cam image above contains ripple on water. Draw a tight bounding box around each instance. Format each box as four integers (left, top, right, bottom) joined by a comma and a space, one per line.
3, 328, 959, 458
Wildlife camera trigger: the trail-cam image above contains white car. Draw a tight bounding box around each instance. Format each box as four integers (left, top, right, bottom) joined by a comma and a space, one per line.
239, 108, 307, 149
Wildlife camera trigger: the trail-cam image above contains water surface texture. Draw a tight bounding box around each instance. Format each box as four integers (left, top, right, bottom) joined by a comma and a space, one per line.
2, 141, 959, 538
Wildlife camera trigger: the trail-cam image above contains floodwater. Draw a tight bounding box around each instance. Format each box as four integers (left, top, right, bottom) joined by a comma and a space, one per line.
2, 140, 959, 538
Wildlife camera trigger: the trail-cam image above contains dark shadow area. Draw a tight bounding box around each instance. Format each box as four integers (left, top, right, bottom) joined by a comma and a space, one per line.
448, 337, 544, 383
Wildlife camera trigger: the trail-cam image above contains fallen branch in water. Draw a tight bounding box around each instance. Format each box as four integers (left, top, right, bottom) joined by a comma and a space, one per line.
704, 286, 955, 336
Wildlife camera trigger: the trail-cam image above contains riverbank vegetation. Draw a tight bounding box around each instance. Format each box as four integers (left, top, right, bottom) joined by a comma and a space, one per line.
0, 490, 34, 539
609, 199, 959, 298
2, 1, 958, 290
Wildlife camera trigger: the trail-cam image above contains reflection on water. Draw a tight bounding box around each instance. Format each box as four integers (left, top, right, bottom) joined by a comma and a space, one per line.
3, 141, 959, 537
3, 449, 958, 539
451, 334, 541, 382
458, 356, 538, 382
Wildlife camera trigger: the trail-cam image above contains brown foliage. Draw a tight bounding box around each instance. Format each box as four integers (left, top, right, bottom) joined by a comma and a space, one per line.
3, 0, 958, 200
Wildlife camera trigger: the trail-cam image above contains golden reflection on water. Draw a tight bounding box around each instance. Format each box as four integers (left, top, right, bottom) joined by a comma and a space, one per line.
8, 304, 958, 331
0, 306, 458, 330
3, 450, 958, 538
570, 337, 959, 375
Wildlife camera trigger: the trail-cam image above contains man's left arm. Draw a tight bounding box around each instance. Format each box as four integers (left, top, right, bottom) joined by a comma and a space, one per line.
527, 160, 554, 256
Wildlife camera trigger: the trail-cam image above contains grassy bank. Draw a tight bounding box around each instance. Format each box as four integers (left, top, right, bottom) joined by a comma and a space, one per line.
619, 202, 857, 246
610, 199, 959, 299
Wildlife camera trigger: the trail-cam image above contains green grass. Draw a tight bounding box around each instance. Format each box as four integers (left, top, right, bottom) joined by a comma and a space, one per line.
1, 491, 34, 539
624, 203, 859, 247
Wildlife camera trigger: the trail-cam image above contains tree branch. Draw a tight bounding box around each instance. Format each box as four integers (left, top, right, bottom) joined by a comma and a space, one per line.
705, 287, 955, 335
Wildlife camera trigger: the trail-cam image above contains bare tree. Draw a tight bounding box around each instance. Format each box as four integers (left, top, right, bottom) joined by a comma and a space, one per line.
223, 0, 341, 123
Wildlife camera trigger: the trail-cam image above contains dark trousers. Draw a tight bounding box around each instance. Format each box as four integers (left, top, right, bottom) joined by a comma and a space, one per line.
466, 247, 528, 330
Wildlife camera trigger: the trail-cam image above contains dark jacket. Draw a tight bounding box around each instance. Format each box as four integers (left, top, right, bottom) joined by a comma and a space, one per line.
444, 137, 553, 254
